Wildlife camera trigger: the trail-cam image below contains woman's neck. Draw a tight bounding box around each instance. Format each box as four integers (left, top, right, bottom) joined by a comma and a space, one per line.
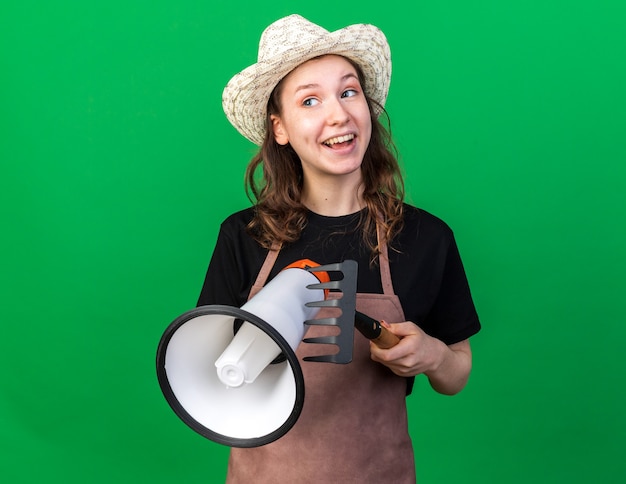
301, 174, 365, 216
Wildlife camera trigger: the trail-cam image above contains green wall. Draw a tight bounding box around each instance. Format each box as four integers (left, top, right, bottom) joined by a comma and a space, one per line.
2, 1, 624, 482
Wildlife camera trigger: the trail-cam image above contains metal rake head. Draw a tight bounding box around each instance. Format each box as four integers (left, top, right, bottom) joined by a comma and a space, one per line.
302, 260, 358, 364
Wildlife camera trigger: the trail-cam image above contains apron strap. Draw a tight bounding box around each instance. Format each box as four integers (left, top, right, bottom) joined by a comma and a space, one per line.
248, 245, 280, 300
377, 224, 395, 296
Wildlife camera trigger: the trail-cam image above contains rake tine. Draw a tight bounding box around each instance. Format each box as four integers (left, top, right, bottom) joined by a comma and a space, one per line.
307, 262, 346, 273
302, 335, 338, 345
302, 259, 358, 364
304, 316, 341, 327
303, 354, 342, 363
303, 343, 348, 363
306, 280, 343, 291
305, 299, 341, 309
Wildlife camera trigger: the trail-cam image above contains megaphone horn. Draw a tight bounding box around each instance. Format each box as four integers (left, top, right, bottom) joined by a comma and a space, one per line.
156, 259, 358, 447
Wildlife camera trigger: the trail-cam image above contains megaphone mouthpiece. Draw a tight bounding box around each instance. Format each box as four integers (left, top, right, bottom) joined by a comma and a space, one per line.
214, 319, 283, 388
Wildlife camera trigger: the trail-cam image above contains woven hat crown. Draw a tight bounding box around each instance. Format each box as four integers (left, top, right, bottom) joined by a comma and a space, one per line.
222, 15, 391, 145
257, 15, 330, 62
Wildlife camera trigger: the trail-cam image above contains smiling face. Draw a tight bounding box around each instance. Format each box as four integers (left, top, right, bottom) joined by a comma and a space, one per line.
270, 55, 372, 185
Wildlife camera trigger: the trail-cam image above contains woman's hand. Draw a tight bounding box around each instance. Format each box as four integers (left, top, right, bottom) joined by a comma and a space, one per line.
369, 321, 473, 395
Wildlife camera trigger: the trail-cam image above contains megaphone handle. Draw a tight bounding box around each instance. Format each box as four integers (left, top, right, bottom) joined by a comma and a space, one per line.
354, 311, 401, 349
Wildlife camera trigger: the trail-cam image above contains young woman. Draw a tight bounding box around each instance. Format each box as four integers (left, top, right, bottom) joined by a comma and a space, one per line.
198, 14, 481, 483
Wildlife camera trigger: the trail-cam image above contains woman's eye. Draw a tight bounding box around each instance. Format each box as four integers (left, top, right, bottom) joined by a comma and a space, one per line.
303, 98, 319, 107
342, 89, 358, 98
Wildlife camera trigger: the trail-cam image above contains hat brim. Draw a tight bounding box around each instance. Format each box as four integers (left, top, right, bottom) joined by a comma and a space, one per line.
222, 23, 391, 146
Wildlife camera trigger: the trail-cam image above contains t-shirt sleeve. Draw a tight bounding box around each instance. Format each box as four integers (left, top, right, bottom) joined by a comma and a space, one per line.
196, 224, 244, 308
421, 235, 481, 345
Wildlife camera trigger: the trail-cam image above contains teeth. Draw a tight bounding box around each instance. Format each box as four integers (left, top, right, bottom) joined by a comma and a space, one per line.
324, 134, 354, 146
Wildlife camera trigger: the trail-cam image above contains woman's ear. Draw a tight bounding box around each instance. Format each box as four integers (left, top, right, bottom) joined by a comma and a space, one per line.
270, 114, 289, 145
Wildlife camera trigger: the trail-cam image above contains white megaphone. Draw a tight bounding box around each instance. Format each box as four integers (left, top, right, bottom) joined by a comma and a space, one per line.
156, 259, 360, 448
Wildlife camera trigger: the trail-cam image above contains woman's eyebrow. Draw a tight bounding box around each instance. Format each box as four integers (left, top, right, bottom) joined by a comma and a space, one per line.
294, 83, 319, 93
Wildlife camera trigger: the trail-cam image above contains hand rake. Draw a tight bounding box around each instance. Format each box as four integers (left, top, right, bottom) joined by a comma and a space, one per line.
304, 260, 399, 364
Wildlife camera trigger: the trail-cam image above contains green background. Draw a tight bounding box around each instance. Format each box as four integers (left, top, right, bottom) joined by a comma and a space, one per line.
2, 1, 624, 482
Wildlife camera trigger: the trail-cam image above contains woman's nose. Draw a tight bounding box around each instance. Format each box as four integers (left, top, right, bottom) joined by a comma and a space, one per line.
326, 98, 350, 125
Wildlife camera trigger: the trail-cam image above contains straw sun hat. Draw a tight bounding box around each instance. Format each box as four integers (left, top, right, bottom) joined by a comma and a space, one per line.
222, 14, 392, 146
